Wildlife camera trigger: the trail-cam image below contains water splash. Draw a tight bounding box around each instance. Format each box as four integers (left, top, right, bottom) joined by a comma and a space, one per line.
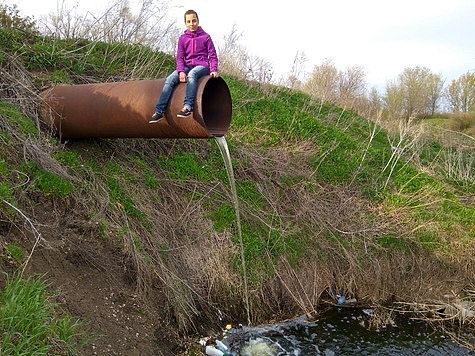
223, 309, 472, 355
215, 136, 251, 325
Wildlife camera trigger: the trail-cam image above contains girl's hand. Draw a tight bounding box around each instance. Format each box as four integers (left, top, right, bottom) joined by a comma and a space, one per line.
210, 71, 219, 78
179, 72, 187, 82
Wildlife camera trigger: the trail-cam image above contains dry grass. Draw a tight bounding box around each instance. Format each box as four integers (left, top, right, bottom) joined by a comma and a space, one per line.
395, 288, 475, 350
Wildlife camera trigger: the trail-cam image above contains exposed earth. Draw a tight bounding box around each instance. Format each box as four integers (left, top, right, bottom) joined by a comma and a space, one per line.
1, 197, 183, 355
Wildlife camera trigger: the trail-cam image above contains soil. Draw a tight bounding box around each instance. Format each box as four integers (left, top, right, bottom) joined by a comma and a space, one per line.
1, 198, 183, 356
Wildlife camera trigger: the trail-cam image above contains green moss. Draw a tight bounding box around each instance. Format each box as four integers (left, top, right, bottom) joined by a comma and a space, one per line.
106, 176, 145, 221
144, 171, 160, 189
97, 221, 108, 239
416, 230, 443, 252
132, 156, 161, 189
50, 69, 73, 84
36, 171, 73, 198
0, 182, 12, 199
0, 182, 16, 217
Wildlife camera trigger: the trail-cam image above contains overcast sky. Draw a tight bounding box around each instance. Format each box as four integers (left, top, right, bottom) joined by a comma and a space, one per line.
6, 0, 475, 91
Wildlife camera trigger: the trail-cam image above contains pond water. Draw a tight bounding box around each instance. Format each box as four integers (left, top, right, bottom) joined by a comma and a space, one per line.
222, 307, 474, 355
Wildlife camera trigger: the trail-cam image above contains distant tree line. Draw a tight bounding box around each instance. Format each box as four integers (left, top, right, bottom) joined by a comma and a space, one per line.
298, 60, 475, 123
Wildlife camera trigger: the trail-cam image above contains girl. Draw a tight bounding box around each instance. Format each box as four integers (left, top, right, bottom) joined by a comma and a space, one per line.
150, 9, 219, 123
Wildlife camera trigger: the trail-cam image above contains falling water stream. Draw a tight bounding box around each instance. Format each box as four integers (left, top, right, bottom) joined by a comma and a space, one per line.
215, 136, 251, 326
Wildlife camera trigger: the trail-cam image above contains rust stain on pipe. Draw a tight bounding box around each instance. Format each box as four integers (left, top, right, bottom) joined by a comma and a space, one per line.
39, 76, 232, 139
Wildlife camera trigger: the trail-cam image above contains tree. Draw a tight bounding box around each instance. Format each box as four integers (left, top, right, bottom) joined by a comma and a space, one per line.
383, 66, 444, 120
338, 65, 366, 107
303, 59, 339, 103
303, 60, 368, 114
0, 4, 36, 32
446, 71, 475, 113
426, 73, 445, 116
366, 86, 383, 117
384, 80, 405, 119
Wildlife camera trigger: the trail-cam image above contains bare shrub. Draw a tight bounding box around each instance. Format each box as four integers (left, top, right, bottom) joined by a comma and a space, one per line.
445, 112, 475, 133
39, 0, 175, 51
280, 51, 307, 90
0, 52, 42, 125
218, 25, 248, 79
218, 24, 274, 84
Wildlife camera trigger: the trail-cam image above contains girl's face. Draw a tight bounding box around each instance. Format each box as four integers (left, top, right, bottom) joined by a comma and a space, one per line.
185, 14, 199, 32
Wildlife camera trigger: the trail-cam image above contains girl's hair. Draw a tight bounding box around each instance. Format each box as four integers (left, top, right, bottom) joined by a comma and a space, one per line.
184, 9, 199, 21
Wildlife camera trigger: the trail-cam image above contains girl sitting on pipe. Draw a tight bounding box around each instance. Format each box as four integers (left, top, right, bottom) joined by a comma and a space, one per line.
150, 9, 219, 123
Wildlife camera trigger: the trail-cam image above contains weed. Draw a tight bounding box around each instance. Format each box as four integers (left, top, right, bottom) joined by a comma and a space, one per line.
210, 203, 235, 232
52, 150, 81, 168
6, 242, 24, 261
0, 102, 38, 137
22, 162, 73, 198
0, 159, 7, 176
159, 152, 215, 181
0, 274, 87, 354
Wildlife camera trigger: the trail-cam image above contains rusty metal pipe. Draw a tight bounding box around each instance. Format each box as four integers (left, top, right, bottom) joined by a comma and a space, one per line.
39, 76, 232, 139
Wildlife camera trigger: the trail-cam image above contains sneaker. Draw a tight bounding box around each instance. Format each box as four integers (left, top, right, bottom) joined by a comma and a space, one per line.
149, 112, 163, 123
177, 107, 192, 118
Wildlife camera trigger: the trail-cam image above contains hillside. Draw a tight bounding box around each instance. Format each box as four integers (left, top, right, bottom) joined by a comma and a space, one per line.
1, 25, 474, 354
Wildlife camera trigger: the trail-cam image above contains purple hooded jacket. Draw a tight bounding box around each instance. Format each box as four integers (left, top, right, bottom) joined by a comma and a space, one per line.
176, 26, 218, 73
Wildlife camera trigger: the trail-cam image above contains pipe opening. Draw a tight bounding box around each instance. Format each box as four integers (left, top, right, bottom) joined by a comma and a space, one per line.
199, 77, 232, 137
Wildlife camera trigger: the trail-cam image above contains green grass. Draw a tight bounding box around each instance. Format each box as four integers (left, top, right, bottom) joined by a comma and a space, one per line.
0, 159, 8, 176
159, 152, 214, 181
52, 150, 81, 168
0, 274, 87, 354
106, 176, 146, 220
158, 150, 229, 183
0, 102, 38, 137
210, 203, 235, 232
6, 242, 24, 261
237, 180, 265, 210
22, 162, 73, 198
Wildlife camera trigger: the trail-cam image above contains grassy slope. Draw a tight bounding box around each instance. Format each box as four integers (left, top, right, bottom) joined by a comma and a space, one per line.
1, 27, 474, 351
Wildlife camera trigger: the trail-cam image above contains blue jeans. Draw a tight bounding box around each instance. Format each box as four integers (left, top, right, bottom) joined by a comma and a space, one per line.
154, 65, 210, 114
